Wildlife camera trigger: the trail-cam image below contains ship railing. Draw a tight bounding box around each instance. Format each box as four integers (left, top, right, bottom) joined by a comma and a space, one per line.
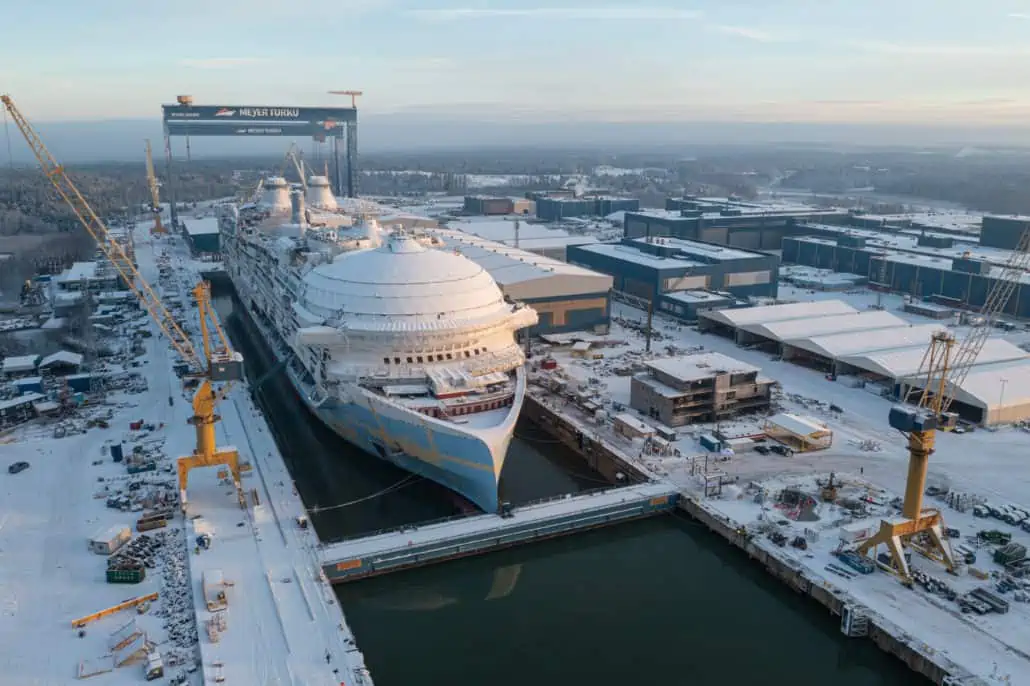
319, 485, 628, 546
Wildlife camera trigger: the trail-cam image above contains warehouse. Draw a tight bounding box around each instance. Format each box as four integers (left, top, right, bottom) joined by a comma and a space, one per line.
429, 228, 613, 335
624, 200, 846, 251
182, 217, 220, 255
782, 222, 1030, 319
781, 323, 944, 373
735, 310, 908, 350
698, 300, 858, 341
535, 195, 639, 221
763, 413, 833, 452
901, 359, 1030, 425
567, 237, 779, 301
835, 338, 1028, 386
980, 215, 1030, 250
446, 218, 597, 261
657, 290, 737, 322
630, 353, 774, 427
463, 196, 515, 215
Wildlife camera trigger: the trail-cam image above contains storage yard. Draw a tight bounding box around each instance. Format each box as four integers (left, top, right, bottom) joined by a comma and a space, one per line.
0, 224, 371, 685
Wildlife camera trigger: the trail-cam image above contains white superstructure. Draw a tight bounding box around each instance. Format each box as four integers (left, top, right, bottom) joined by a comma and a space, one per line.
220, 188, 537, 511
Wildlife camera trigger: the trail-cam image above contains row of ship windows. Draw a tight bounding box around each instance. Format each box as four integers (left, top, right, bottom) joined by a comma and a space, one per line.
383, 348, 485, 365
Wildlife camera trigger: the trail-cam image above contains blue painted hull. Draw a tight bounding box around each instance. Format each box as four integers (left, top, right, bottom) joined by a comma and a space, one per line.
309, 396, 504, 513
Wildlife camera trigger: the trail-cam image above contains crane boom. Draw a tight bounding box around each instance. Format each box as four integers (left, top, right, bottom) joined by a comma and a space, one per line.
1, 95, 200, 370
144, 139, 166, 234
940, 227, 1030, 414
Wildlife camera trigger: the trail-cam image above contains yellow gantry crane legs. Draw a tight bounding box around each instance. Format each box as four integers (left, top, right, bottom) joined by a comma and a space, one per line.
1, 95, 245, 508
144, 139, 166, 234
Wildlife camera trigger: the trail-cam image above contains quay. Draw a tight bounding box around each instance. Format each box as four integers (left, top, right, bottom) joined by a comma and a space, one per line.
321, 482, 679, 583
521, 390, 985, 685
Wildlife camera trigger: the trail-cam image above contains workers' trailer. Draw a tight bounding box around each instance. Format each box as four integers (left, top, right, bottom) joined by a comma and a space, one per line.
89, 525, 131, 555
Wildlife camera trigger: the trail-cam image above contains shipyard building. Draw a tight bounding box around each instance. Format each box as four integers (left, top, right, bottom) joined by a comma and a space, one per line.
630, 353, 774, 427
697, 299, 1030, 426
567, 237, 779, 301
428, 228, 613, 335
781, 219, 1030, 318
623, 197, 846, 250
446, 218, 598, 261
528, 192, 639, 221
462, 196, 535, 216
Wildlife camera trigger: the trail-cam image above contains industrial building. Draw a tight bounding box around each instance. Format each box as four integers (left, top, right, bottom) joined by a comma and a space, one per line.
446, 218, 597, 261
428, 228, 614, 335
623, 197, 846, 250
782, 220, 1030, 318
532, 194, 639, 221
980, 215, 1030, 250
629, 352, 774, 427
568, 237, 779, 301
656, 290, 737, 322
182, 217, 220, 255
763, 413, 833, 452
462, 196, 535, 216
54, 261, 122, 293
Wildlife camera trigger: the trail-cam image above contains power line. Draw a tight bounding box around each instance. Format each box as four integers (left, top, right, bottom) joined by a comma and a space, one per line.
308, 474, 420, 513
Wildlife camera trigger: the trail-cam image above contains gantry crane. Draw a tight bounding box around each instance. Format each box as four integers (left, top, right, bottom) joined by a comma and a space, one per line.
144, 139, 167, 235
1, 94, 246, 509
328, 89, 363, 108
858, 225, 1030, 584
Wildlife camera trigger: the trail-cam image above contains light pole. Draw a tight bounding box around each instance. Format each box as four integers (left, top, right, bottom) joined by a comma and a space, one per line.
999, 378, 1009, 424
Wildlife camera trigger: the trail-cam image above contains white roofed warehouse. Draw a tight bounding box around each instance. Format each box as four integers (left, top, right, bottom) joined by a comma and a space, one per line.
429, 228, 614, 335
902, 359, 1030, 426
763, 413, 833, 452
182, 217, 221, 255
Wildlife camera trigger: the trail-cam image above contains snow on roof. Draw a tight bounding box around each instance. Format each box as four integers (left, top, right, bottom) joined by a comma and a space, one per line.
765, 413, 831, 437
13, 376, 42, 385
700, 299, 857, 328
429, 228, 612, 294
948, 360, 1030, 410
39, 350, 83, 368
662, 290, 733, 305
741, 310, 907, 343
56, 261, 98, 283
627, 236, 761, 262
183, 217, 220, 236
0, 392, 44, 410
40, 317, 66, 330
2, 355, 40, 374
785, 323, 945, 360
613, 413, 654, 434
840, 338, 1028, 381
573, 242, 704, 270
645, 352, 759, 382
447, 218, 598, 249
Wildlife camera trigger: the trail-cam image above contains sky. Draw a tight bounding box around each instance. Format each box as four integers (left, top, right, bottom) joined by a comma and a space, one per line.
5, 1, 1030, 128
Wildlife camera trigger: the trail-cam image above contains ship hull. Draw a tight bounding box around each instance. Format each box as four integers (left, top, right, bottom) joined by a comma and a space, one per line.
232, 279, 514, 513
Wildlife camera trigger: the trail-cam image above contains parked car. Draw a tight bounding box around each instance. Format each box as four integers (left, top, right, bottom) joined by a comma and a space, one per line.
8, 461, 29, 474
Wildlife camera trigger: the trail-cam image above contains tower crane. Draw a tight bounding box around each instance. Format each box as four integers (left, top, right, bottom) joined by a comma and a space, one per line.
1, 94, 246, 509
857, 226, 1030, 584
144, 139, 167, 235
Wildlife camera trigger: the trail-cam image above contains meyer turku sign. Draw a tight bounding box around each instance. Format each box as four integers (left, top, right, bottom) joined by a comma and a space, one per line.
160, 100, 359, 209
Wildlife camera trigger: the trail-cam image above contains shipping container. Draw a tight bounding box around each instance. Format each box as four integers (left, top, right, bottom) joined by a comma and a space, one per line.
127, 461, 156, 474
106, 566, 146, 584
136, 517, 167, 532
110, 443, 123, 462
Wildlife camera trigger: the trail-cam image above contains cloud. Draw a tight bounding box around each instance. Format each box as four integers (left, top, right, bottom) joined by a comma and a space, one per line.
409, 7, 701, 21
1008, 12, 1030, 19
708, 25, 790, 42
178, 57, 270, 69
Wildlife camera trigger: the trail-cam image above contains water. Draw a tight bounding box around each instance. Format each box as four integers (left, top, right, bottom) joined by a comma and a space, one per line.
212, 284, 920, 686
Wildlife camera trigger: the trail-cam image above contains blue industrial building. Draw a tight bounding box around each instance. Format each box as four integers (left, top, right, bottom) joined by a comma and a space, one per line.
782, 223, 1030, 319
624, 199, 846, 251
567, 237, 779, 301
534, 195, 639, 221
981, 215, 1030, 250
182, 220, 221, 255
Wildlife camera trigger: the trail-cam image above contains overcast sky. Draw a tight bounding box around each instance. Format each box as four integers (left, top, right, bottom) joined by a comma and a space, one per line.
6, 0, 1030, 126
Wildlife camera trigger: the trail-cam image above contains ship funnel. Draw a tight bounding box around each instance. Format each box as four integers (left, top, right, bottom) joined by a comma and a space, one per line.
290, 190, 307, 225
306, 175, 337, 210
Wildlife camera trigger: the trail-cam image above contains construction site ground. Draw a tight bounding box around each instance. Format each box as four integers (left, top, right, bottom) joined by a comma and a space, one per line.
531, 287, 1030, 684
0, 221, 370, 685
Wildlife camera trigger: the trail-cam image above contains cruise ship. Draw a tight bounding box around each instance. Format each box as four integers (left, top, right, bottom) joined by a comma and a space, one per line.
219, 175, 538, 512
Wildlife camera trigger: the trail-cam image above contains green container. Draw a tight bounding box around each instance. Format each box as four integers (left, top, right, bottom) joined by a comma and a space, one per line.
106, 567, 146, 584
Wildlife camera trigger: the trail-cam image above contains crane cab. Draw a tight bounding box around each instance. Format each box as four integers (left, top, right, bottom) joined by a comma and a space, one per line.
210, 352, 244, 382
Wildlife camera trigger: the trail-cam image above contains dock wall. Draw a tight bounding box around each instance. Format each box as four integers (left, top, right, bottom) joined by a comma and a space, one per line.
523, 392, 967, 686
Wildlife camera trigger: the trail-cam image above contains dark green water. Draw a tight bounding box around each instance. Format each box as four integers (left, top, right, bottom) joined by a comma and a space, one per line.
213, 286, 918, 686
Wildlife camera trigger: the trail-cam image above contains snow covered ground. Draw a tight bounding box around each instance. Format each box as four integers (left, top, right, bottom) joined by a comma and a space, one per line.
0, 223, 371, 685
530, 283, 1030, 684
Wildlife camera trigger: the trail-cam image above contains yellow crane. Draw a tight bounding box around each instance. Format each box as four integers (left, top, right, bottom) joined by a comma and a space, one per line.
858, 226, 1030, 584
144, 139, 166, 234
1, 94, 245, 508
